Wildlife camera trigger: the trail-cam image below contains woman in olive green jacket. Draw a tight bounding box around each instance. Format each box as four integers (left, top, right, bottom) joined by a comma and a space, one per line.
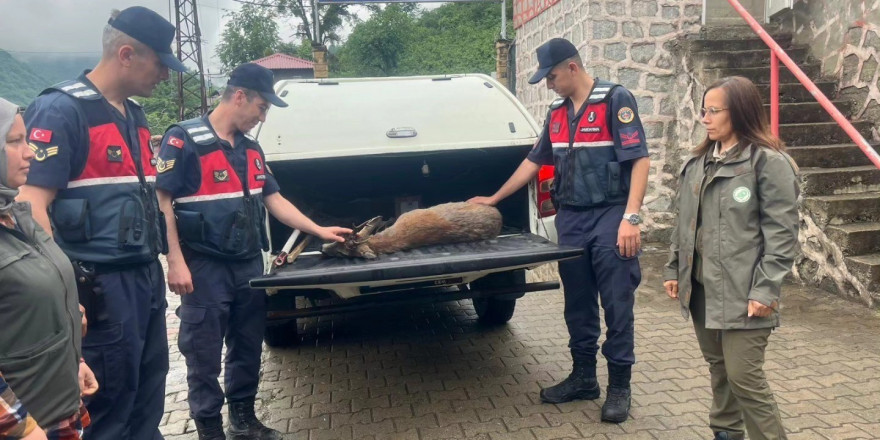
0, 98, 98, 438
664, 77, 799, 440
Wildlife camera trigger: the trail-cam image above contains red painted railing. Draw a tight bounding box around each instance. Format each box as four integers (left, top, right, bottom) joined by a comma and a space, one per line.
726, 0, 880, 169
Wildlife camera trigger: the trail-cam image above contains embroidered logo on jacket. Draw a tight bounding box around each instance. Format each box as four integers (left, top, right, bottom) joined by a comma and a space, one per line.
551, 122, 561, 134
107, 146, 123, 162
587, 111, 596, 123
617, 107, 634, 124
618, 127, 642, 147
29, 128, 53, 143
254, 158, 263, 170
580, 127, 601, 133
733, 187, 751, 203
167, 136, 184, 149
214, 169, 230, 182
157, 158, 176, 173
29, 143, 59, 162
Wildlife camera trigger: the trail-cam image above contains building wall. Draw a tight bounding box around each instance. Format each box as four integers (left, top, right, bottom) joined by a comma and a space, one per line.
514, 0, 704, 242
779, 0, 880, 138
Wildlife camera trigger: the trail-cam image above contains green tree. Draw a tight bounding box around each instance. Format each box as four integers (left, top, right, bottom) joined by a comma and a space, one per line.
336, 4, 417, 77
276, 0, 353, 45
334, 2, 513, 78
216, 4, 281, 72
141, 75, 216, 132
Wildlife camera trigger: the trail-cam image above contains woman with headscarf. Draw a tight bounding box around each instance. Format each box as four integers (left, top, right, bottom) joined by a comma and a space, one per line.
663, 77, 799, 440
0, 97, 97, 439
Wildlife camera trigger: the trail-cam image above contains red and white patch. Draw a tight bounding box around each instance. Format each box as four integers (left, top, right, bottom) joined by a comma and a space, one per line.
29, 128, 53, 143
167, 136, 184, 149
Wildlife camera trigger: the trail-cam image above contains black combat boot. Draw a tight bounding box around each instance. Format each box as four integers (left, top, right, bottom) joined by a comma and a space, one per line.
714, 431, 745, 440
194, 415, 226, 440
601, 362, 632, 423
539, 358, 600, 404
227, 400, 282, 440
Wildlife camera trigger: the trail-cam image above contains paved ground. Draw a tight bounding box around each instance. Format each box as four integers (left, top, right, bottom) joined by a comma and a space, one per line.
159, 246, 880, 439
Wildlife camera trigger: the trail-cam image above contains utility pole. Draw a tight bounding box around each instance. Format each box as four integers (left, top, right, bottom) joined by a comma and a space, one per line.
174, 0, 209, 120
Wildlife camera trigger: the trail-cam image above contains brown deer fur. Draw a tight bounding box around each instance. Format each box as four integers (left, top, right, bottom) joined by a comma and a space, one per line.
322, 202, 502, 259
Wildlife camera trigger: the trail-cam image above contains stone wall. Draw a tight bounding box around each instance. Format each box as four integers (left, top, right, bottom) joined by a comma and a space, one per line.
779, 0, 880, 139
513, 0, 704, 242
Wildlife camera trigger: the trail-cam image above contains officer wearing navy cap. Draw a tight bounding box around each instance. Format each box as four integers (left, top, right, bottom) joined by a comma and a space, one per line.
156, 63, 351, 440
470, 38, 650, 423
18, 6, 187, 440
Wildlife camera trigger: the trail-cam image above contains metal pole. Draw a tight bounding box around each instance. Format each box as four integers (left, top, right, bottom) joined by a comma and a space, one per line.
501, 0, 506, 39
770, 51, 779, 136
726, 0, 880, 169
314, 0, 321, 44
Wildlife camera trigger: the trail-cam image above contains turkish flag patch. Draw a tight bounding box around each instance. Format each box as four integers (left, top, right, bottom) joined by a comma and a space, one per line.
167, 136, 184, 149
29, 128, 53, 143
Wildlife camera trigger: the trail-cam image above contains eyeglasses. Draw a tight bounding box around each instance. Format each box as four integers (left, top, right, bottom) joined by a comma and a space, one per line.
700, 107, 728, 118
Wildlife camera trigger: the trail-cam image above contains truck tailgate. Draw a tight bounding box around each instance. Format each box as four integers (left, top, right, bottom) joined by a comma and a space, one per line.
251, 233, 580, 290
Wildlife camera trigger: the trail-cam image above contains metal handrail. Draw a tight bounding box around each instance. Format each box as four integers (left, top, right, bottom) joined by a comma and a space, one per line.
726, 0, 880, 169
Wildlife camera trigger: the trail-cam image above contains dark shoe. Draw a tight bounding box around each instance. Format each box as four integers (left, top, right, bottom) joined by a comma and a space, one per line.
600, 386, 631, 423
713, 432, 744, 440
194, 416, 226, 440
539, 364, 600, 404
227, 400, 282, 440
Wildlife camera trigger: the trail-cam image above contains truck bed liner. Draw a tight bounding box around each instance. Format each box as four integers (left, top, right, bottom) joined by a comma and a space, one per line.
251, 233, 580, 289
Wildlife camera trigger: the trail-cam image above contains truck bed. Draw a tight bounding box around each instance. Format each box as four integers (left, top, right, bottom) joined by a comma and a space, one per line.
251, 233, 581, 289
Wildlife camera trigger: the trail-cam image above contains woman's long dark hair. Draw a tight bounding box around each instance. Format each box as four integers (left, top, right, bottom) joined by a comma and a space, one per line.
694, 76, 785, 157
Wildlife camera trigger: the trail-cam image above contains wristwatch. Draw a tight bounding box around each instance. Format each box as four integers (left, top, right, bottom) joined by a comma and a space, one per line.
623, 213, 642, 225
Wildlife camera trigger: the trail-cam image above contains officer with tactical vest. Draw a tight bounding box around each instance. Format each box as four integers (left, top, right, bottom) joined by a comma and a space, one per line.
469, 38, 650, 423
155, 63, 351, 440
18, 7, 187, 440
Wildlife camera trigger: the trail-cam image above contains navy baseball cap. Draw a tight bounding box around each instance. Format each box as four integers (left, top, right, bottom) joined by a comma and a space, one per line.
227, 63, 288, 107
109, 6, 188, 73
528, 38, 580, 84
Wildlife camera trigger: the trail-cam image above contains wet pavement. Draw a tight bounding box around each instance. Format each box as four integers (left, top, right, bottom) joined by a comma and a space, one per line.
158, 246, 880, 439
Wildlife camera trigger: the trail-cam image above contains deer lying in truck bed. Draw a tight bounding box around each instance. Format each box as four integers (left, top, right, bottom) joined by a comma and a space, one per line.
322, 202, 502, 259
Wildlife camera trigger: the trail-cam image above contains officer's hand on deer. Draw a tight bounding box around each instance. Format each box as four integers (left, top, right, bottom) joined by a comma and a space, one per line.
664, 280, 678, 299
467, 196, 498, 206
167, 257, 194, 295
316, 226, 352, 243
617, 221, 641, 258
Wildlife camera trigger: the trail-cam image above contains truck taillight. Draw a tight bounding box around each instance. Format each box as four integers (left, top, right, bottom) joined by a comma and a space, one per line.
536, 165, 556, 218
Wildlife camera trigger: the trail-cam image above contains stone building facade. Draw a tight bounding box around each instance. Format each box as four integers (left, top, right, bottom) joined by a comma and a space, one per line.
779, 0, 880, 139
514, 0, 880, 303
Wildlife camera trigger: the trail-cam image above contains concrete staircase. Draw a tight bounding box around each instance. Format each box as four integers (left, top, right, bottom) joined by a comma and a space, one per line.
689, 28, 880, 306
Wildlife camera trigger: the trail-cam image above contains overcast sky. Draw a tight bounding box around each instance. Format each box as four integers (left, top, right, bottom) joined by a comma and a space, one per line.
0, 0, 239, 74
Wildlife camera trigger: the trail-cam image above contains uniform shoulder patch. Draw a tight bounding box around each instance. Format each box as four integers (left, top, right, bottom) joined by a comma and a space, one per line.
167, 136, 185, 149
29, 143, 59, 162
52, 80, 100, 100
617, 107, 635, 124
29, 128, 53, 143
156, 157, 176, 173
549, 98, 565, 110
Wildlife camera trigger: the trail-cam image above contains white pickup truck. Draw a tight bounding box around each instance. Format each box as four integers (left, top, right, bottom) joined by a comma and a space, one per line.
251, 74, 579, 346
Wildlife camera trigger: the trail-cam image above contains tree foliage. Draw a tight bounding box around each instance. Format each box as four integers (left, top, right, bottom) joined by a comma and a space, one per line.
0, 50, 50, 106
216, 4, 281, 72
276, 0, 353, 45
336, 2, 514, 78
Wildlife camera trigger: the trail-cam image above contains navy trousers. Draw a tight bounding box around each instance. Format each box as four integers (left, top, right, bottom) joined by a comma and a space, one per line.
177, 250, 266, 419
82, 260, 168, 440
555, 205, 640, 366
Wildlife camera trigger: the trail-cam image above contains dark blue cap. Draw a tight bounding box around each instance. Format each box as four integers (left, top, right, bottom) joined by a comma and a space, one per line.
528, 38, 580, 84
109, 6, 187, 73
227, 63, 288, 107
